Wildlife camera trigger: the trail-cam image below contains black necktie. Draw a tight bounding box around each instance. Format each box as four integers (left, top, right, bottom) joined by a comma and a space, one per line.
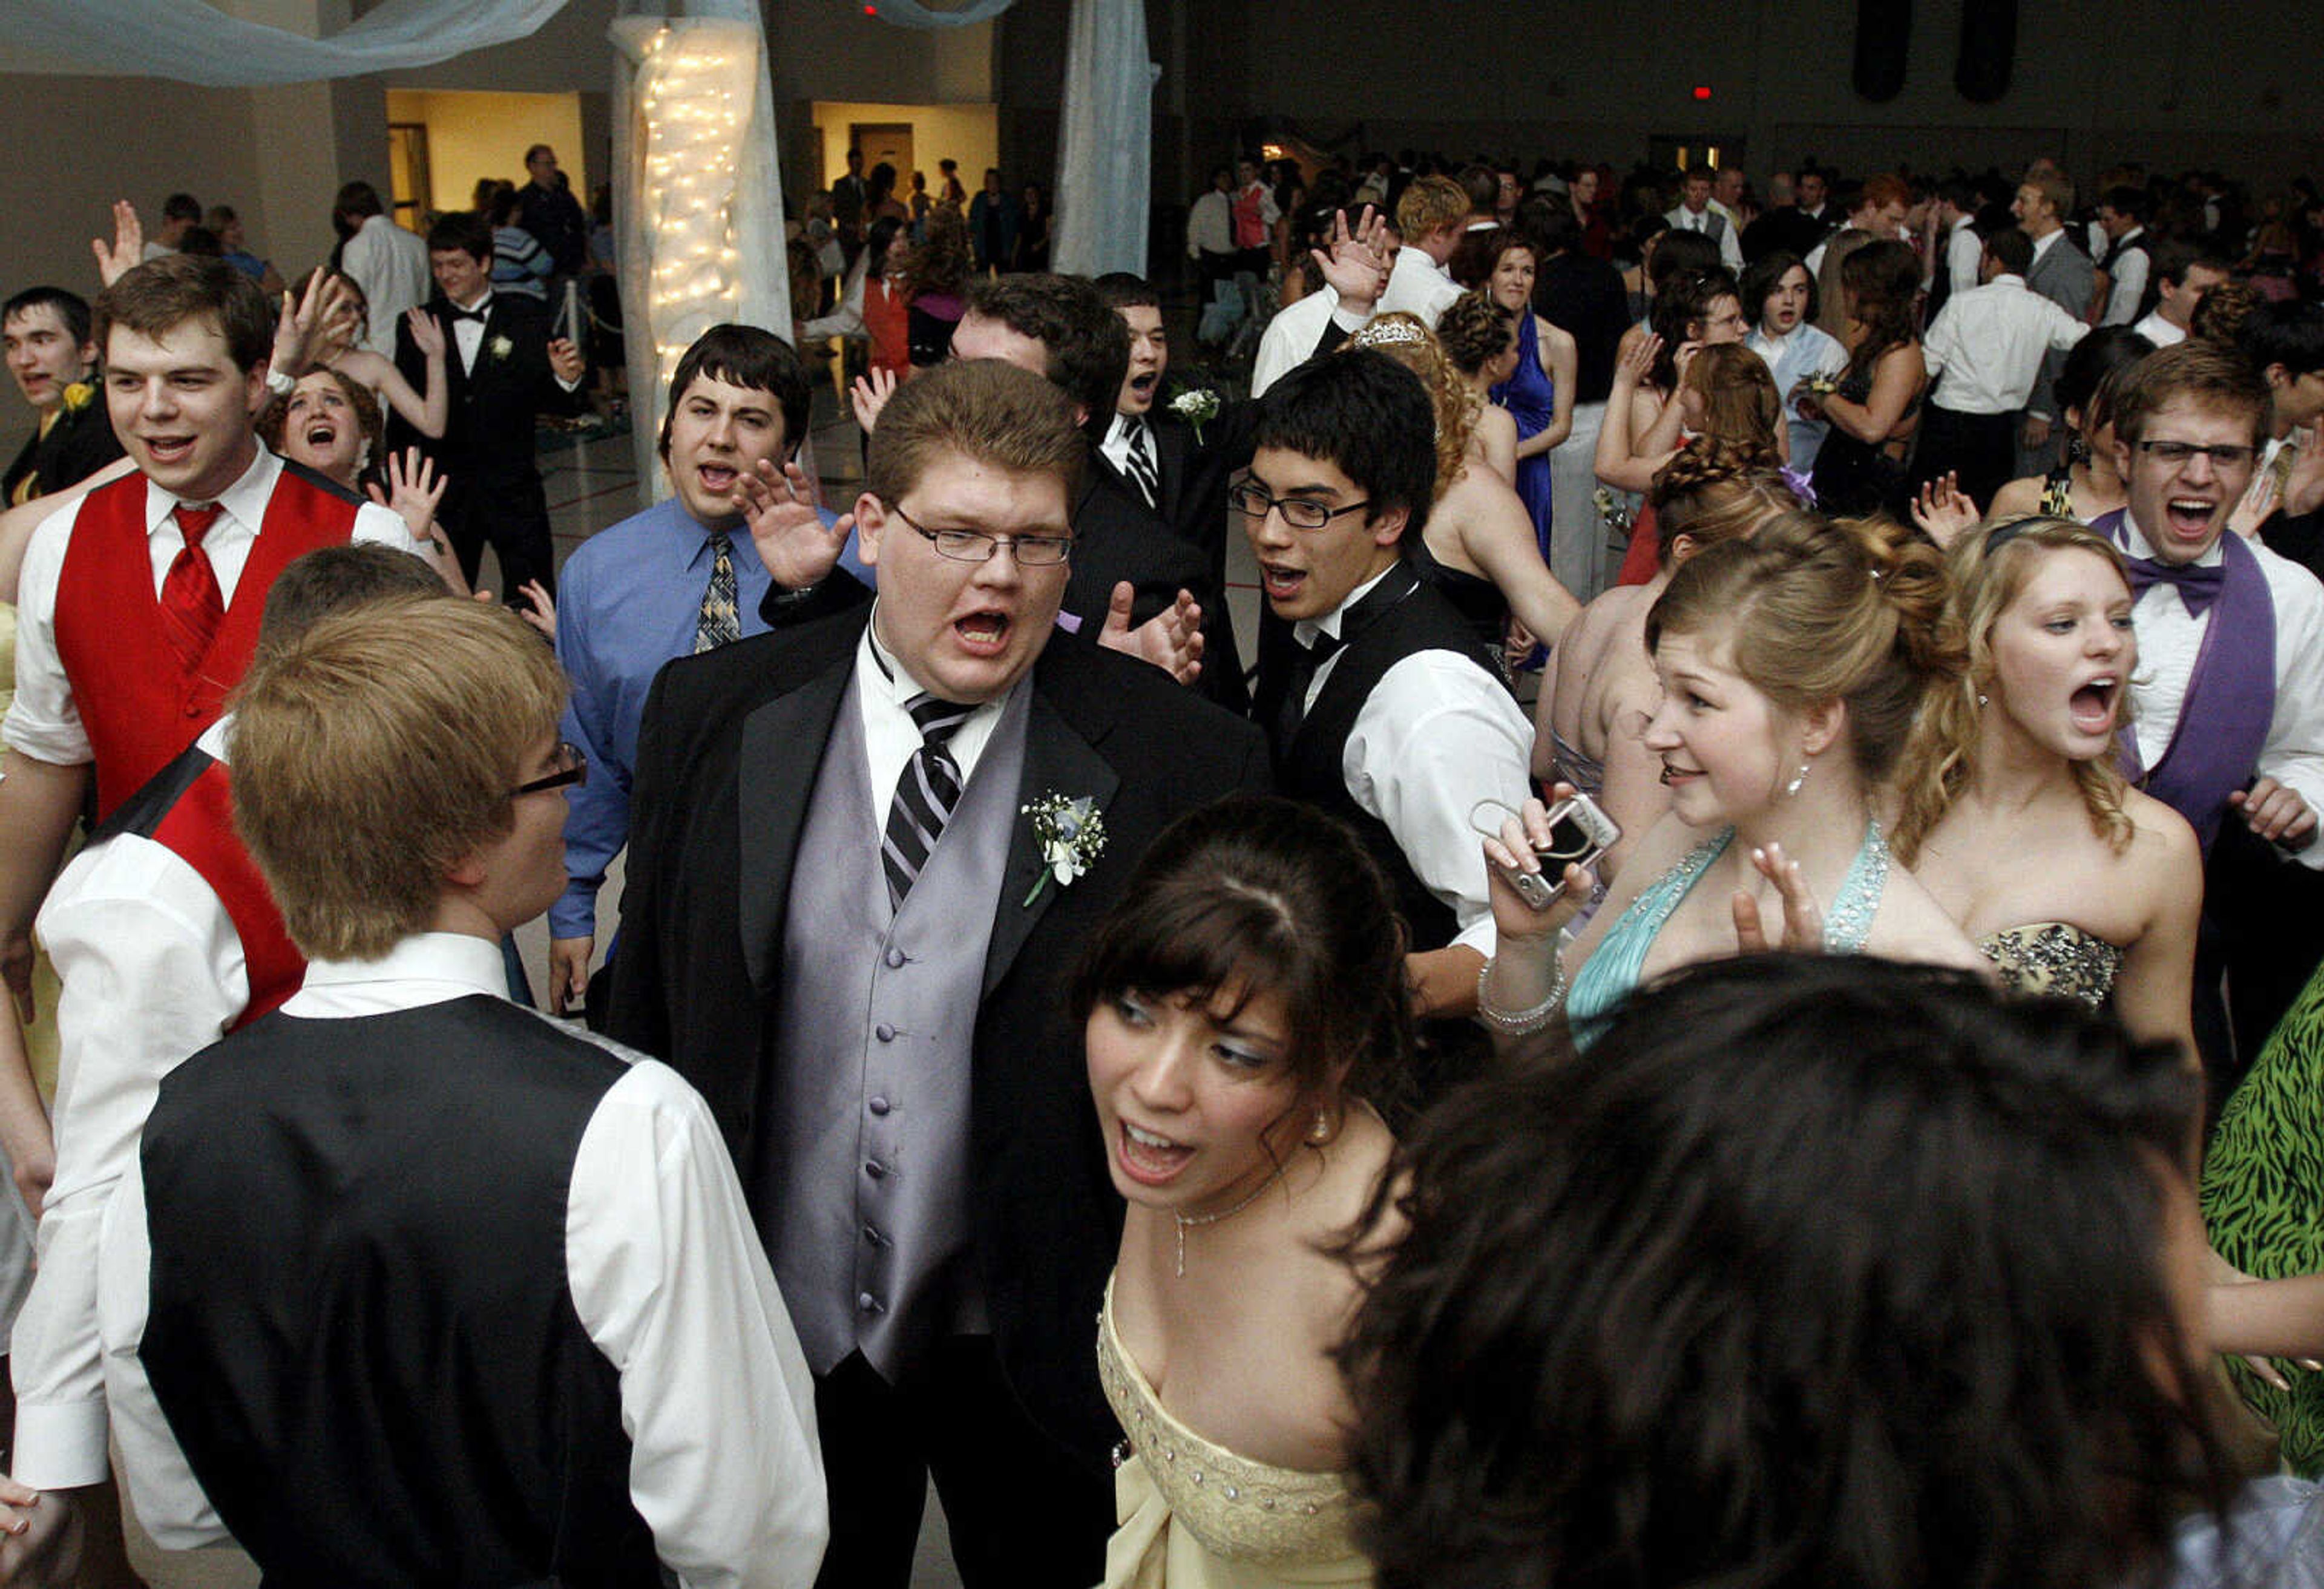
883, 694, 974, 911
1274, 629, 1344, 752
1120, 416, 1160, 509
447, 305, 487, 324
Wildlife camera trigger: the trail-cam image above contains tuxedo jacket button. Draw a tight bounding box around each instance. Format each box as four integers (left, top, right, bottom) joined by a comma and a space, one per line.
885, 948, 907, 969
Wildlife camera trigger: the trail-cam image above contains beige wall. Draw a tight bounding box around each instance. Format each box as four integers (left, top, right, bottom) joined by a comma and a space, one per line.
384, 88, 586, 219
812, 102, 1001, 199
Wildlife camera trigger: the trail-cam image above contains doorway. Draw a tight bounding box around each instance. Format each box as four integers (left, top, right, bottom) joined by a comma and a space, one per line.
852, 122, 916, 193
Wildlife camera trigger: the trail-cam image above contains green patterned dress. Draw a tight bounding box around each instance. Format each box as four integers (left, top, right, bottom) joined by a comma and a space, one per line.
2202, 961, 2324, 1474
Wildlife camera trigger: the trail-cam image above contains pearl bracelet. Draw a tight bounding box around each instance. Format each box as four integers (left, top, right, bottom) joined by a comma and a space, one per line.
1477, 949, 1567, 1035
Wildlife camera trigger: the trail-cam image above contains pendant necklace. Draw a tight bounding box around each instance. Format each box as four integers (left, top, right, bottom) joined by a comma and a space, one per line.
1173, 1161, 1290, 1278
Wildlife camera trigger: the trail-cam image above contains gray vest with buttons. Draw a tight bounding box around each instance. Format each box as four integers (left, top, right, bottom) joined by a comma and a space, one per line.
759, 667, 1029, 1380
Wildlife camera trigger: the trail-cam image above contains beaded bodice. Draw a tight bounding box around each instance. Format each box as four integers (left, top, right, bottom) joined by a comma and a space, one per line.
1977, 921, 2125, 1009
1097, 1283, 1359, 1567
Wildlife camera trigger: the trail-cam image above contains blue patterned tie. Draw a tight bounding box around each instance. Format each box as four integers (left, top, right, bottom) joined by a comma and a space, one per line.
694, 534, 741, 654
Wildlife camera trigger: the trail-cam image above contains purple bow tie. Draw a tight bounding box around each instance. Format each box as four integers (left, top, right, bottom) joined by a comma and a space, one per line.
2120, 554, 2226, 617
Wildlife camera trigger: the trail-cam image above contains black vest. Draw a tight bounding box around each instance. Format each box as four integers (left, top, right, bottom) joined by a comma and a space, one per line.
1252, 566, 1503, 954
137, 995, 660, 1588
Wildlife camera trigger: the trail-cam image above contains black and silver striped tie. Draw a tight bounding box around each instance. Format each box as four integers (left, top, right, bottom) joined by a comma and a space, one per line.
882, 693, 975, 909
1121, 415, 1160, 509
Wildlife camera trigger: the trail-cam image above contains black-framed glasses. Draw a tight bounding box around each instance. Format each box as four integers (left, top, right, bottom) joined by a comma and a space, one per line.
511, 742, 588, 798
1228, 480, 1373, 531
2133, 439, 2259, 469
888, 501, 1072, 566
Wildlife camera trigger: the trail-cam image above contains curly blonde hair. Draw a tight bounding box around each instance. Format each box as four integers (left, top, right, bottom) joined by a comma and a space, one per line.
1349, 311, 1471, 500
1890, 516, 2135, 866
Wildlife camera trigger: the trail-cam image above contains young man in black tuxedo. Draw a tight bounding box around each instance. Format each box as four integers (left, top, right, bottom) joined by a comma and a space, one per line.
608, 358, 1269, 1589
391, 210, 585, 601
2, 287, 121, 505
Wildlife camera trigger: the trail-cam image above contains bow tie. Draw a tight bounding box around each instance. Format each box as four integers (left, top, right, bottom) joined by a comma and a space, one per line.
2121, 554, 2226, 617
447, 305, 488, 324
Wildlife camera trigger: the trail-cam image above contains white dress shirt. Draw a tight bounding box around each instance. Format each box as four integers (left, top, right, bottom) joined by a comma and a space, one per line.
1186, 190, 1234, 259
1747, 321, 1848, 471
2121, 513, 2324, 868
1661, 203, 1744, 272
1251, 289, 1373, 398
10, 720, 243, 1489
857, 617, 1006, 817
2102, 228, 2150, 326
1297, 566, 1535, 958
1922, 274, 2091, 415
3, 448, 418, 767
1379, 246, 1464, 328
96, 932, 830, 1585
2132, 309, 2187, 348
1945, 215, 1983, 298
1101, 412, 1155, 493
338, 214, 431, 360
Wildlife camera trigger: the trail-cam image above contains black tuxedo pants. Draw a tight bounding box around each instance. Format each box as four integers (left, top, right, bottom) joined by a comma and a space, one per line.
812, 1340, 1112, 1589
441, 471, 557, 603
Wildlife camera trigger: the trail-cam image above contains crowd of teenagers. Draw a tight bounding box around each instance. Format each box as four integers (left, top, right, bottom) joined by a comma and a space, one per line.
0, 136, 2319, 1589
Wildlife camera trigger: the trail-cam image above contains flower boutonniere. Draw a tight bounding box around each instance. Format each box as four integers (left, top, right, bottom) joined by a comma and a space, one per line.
488, 335, 514, 361
1021, 792, 1107, 907
1168, 387, 1221, 446
59, 381, 94, 416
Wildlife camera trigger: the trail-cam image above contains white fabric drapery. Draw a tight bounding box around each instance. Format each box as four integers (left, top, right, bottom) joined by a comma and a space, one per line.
870, 0, 1018, 28
2, 0, 573, 85
1049, 0, 1158, 278
609, 8, 789, 496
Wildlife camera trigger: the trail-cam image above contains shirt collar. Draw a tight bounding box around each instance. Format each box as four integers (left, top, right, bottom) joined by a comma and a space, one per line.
1298, 560, 1400, 648
300, 932, 510, 997
451, 287, 494, 315
1992, 273, 2027, 289
2030, 228, 2063, 260
143, 443, 278, 536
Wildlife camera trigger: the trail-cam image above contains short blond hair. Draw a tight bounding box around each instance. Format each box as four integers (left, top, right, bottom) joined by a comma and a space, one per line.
1396, 175, 1469, 240
865, 356, 1086, 508
231, 600, 566, 960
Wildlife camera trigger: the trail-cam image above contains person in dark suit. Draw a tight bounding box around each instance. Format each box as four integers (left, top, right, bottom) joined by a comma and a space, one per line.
391, 210, 584, 601
607, 358, 1270, 1589
2, 287, 122, 505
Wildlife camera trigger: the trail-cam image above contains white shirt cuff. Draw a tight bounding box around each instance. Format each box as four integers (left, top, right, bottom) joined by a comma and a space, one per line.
11, 1398, 111, 1490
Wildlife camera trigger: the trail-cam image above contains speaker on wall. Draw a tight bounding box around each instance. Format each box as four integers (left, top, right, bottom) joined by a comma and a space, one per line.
1853, 0, 1911, 103
1955, 0, 2017, 102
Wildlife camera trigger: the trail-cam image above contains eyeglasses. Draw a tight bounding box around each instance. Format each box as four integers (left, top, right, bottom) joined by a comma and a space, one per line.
2133, 439, 2259, 469
1228, 481, 1373, 531
511, 742, 588, 798
888, 501, 1072, 566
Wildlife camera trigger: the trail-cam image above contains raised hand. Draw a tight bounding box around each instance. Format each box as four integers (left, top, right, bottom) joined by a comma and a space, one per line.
1612, 332, 1661, 389
1097, 582, 1203, 684
269, 267, 350, 381
90, 200, 142, 287
513, 580, 557, 641
1731, 840, 1826, 954
741, 458, 852, 591
850, 367, 899, 435
2283, 419, 2324, 519
366, 447, 447, 541
406, 305, 446, 359
1310, 205, 1391, 310
1909, 471, 1981, 546
547, 337, 586, 386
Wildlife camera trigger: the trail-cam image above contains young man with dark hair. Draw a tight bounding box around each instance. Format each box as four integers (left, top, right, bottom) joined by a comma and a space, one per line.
2093, 185, 2152, 327
1243, 349, 1532, 1060
23, 596, 824, 1584
0, 256, 418, 1029
1664, 164, 1743, 274
1928, 179, 1984, 323
2133, 242, 2230, 349
547, 324, 836, 1016
609, 358, 1267, 1588
1917, 226, 2090, 509
2240, 301, 2324, 579
516, 142, 588, 278
2, 287, 121, 505
330, 179, 430, 358
392, 209, 585, 601
141, 194, 200, 261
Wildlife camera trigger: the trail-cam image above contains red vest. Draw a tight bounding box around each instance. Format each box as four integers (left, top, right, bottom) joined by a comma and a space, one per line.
97, 746, 304, 1031
53, 464, 363, 820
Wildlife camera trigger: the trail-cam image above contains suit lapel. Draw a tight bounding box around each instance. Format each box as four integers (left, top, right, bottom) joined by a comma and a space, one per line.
737, 653, 858, 994
1153, 418, 1189, 526
983, 681, 1119, 998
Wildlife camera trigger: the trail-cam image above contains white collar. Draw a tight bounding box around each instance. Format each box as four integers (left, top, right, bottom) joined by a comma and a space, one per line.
300, 932, 510, 997
142, 443, 277, 535
1298, 560, 1401, 649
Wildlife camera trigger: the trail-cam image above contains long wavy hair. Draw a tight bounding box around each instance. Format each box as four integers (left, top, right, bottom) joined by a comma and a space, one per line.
1350, 312, 1473, 501
1837, 239, 1923, 379
1891, 516, 2136, 866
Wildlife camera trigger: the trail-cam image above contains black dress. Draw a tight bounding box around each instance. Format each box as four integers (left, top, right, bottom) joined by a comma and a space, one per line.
1810, 353, 1921, 520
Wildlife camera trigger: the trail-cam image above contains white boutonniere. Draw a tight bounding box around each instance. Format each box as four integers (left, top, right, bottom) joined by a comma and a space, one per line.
1021, 792, 1107, 907
1592, 485, 1634, 537
1167, 387, 1221, 445
489, 335, 514, 361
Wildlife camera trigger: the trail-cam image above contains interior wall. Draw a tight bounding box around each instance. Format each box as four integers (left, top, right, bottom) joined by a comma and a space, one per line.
384, 88, 587, 218
812, 102, 1001, 198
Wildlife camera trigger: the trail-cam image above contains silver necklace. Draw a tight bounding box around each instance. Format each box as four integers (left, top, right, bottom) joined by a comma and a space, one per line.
1172, 1161, 1290, 1278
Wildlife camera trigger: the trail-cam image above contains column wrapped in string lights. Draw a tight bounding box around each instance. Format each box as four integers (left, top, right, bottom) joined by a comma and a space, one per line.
611, 13, 789, 497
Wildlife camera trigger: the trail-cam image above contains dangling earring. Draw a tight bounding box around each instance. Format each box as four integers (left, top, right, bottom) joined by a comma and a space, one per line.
1976, 692, 1989, 708
1784, 762, 1811, 798
1308, 1108, 1334, 1145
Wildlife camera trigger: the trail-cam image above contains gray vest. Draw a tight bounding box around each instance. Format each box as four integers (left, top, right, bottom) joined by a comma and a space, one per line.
760, 667, 1030, 1380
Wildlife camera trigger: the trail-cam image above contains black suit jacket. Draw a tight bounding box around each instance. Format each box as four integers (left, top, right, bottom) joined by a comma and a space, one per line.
390, 293, 580, 490
3, 393, 122, 503
606, 583, 1270, 1458
1071, 457, 1250, 714
1534, 251, 1632, 404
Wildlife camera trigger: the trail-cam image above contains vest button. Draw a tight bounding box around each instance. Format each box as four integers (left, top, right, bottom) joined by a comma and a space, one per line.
868, 1096, 891, 1116
874, 1023, 896, 1042
857, 1291, 881, 1313
885, 947, 907, 969
864, 1224, 888, 1247
865, 1159, 887, 1180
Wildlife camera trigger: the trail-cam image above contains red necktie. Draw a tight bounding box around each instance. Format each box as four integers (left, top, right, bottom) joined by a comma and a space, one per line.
162, 502, 225, 675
